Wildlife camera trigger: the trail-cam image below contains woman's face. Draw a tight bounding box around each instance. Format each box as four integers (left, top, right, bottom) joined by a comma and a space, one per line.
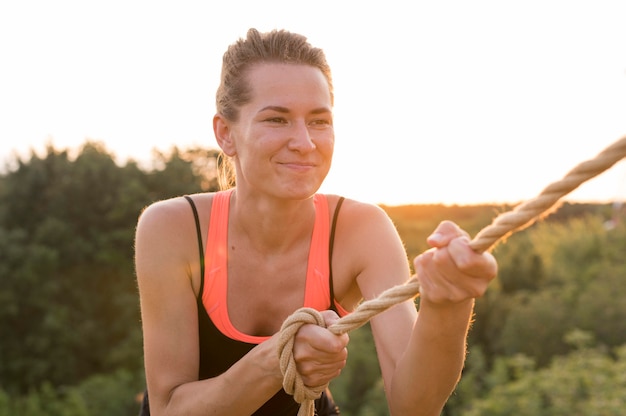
225, 63, 334, 200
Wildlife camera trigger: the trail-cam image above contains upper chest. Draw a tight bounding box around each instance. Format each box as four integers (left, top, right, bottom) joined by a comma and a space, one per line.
226, 240, 311, 336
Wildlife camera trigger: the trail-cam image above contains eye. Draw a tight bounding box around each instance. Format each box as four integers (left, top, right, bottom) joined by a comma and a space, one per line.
310, 118, 333, 127
264, 117, 287, 124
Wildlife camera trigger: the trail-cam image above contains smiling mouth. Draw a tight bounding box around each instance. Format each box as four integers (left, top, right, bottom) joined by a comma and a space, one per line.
278, 162, 316, 170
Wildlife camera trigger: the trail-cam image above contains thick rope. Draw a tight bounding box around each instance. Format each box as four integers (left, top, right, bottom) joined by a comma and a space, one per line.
278, 135, 626, 416
469, 135, 626, 252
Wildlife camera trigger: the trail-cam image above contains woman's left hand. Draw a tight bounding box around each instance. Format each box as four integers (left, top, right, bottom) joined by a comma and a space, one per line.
413, 221, 497, 306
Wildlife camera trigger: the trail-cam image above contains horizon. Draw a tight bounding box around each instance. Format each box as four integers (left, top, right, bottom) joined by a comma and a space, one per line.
3, 137, 625, 208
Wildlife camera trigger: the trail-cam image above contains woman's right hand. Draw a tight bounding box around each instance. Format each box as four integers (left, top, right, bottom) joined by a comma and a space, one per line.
292, 310, 349, 388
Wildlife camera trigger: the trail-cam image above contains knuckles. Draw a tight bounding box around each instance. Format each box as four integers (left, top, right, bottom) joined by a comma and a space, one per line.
292, 322, 350, 387
413, 235, 498, 304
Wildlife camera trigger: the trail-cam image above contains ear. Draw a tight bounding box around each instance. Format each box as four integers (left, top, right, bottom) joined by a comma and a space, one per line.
213, 114, 237, 156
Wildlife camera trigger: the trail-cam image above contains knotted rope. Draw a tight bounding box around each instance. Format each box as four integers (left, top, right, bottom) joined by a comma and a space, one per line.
278, 135, 626, 416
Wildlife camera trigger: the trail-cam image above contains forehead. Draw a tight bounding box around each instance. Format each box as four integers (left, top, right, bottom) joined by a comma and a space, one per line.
244, 63, 332, 109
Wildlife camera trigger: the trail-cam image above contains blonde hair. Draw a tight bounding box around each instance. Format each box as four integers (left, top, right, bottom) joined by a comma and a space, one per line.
217, 151, 236, 190
216, 28, 334, 122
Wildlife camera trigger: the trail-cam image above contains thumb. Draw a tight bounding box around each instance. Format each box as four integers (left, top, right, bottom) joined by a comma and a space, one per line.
319, 310, 341, 328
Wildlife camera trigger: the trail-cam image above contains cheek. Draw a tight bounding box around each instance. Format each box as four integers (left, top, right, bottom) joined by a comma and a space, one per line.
237, 129, 282, 158
316, 132, 335, 156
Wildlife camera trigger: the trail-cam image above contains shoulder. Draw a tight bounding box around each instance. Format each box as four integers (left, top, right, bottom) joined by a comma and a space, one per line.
137, 193, 214, 232
328, 196, 396, 234
138, 196, 188, 225
135, 196, 196, 263
135, 193, 215, 265
135, 193, 216, 295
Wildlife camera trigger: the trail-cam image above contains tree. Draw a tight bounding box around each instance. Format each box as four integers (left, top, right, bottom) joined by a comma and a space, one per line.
463, 333, 626, 416
0, 141, 220, 394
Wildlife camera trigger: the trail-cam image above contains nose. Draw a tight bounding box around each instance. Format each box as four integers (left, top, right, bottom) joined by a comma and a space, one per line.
287, 120, 316, 152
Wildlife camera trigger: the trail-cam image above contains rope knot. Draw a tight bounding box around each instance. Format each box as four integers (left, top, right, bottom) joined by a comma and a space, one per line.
277, 307, 329, 416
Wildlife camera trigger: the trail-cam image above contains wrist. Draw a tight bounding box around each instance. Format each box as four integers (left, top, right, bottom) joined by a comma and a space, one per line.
417, 298, 475, 337
419, 297, 474, 313
256, 336, 285, 387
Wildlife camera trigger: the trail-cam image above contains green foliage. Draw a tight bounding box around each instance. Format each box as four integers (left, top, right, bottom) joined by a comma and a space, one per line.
461, 333, 626, 416
0, 369, 142, 416
68, 369, 144, 416
0, 141, 220, 399
487, 215, 626, 367
330, 324, 386, 416
0, 383, 88, 416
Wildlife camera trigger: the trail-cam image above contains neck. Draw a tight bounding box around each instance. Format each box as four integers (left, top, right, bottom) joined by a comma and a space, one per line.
229, 190, 316, 253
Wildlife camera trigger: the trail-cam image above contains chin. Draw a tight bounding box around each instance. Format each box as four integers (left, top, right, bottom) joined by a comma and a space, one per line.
278, 182, 323, 200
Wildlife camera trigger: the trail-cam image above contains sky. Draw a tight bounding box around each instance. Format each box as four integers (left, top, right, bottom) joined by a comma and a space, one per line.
1, 0, 625, 206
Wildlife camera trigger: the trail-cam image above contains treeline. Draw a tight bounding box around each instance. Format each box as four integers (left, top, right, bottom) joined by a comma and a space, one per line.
1, 142, 625, 415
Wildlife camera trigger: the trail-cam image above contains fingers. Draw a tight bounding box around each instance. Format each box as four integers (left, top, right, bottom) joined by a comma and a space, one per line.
415, 221, 498, 305
415, 248, 494, 303
446, 237, 497, 278
319, 309, 342, 328
427, 220, 470, 248
293, 313, 349, 387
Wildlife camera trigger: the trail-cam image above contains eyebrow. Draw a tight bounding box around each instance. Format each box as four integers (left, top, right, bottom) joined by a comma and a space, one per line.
258, 105, 332, 115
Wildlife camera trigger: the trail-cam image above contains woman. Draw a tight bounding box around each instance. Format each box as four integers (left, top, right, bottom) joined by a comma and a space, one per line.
135, 28, 497, 416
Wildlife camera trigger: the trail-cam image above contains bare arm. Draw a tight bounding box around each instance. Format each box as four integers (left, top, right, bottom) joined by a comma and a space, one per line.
337, 203, 496, 416
135, 199, 285, 416
389, 221, 496, 416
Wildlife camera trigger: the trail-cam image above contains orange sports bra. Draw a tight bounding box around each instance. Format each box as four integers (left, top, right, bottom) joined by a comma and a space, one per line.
202, 189, 349, 344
